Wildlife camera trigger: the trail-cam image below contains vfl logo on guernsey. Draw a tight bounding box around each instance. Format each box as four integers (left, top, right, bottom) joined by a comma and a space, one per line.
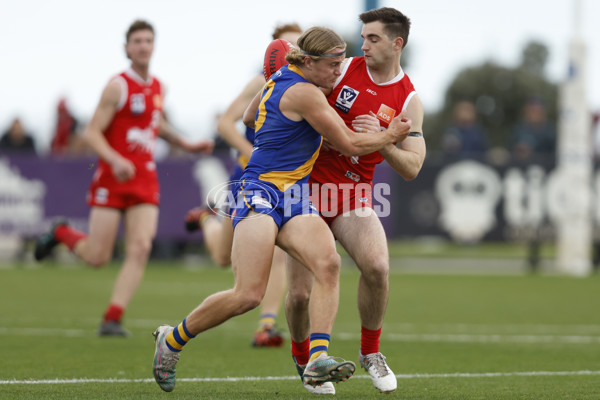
376, 104, 396, 124
130, 94, 146, 114
335, 86, 359, 113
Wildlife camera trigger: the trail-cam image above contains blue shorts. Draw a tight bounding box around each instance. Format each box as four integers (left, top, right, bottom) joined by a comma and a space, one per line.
222, 164, 245, 217
231, 179, 318, 230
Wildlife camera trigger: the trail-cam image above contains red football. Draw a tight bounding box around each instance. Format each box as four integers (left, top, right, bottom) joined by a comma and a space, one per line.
263, 39, 294, 80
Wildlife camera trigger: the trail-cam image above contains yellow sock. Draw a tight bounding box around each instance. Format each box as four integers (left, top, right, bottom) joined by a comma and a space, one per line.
308, 333, 330, 362
257, 313, 276, 331
165, 318, 195, 352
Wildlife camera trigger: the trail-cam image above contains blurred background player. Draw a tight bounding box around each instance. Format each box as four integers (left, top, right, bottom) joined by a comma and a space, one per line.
33, 20, 214, 337
184, 23, 302, 348
284, 8, 426, 393
152, 26, 412, 394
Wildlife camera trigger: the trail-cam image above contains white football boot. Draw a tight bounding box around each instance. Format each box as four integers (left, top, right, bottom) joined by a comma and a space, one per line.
359, 351, 397, 393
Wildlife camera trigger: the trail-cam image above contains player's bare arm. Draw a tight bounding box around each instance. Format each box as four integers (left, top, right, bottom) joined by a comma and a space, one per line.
158, 117, 214, 154
379, 94, 426, 181
322, 111, 379, 152
217, 75, 264, 159
84, 79, 136, 182
242, 90, 262, 129
286, 83, 410, 156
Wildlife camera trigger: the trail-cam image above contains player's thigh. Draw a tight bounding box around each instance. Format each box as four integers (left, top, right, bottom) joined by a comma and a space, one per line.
330, 209, 389, 270
123, 204, 159, 247
87, 207, 122, 254
286, 253, 314, 298
277, 214, 339, 273
231, 212, 278, 293
272, 245, 286, 265
220, 215, 234, 252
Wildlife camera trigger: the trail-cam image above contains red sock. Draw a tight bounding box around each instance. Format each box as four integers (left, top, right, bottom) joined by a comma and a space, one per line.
360, 326, 382, 355
103, 304, 124, 323
291, 338, 310, 366
54, 225, 87, 251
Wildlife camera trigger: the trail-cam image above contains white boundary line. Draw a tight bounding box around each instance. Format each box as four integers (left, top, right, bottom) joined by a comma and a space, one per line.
2, 370, 600, 385
3, 327, 600, 344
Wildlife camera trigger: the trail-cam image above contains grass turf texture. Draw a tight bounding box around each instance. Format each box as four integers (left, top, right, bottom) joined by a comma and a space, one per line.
1, 255, 599, 399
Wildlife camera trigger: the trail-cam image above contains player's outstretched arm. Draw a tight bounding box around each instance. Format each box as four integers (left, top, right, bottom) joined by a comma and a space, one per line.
379, 94, 426, 181
158, 117, 214, 154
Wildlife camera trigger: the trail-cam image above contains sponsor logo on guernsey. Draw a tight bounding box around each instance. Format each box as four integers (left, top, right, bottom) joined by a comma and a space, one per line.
130, 94, 146, 114
376, 103, 396, 124
345, 171, 360, 182
335, 86, 359, 113
126, 128, 155, 153
366, 88, 377, 95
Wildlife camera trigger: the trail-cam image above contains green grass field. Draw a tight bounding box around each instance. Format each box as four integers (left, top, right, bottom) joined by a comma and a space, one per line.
1, 252, 600, 399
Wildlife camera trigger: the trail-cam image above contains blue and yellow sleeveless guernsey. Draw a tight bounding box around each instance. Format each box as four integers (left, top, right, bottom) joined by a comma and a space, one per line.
232, 64, 323, 229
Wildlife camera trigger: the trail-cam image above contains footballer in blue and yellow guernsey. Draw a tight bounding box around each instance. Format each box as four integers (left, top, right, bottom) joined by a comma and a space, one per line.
232, 64, 322, 229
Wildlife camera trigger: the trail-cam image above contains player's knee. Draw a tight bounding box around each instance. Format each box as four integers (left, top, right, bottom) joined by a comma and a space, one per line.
235, 287, 263, 312
212, 253, 232, 268
286, 287, 311, 310
361, 255, 389, 284
127, 239, 153, 261
312, 251, 341, 283
86, 252, 111, 268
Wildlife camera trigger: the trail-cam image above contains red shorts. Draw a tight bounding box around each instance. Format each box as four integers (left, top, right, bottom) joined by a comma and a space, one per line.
87, 168, 160, 210
309, 181, 372, 226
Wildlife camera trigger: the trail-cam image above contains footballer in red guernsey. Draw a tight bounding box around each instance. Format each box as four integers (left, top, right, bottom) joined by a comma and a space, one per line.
88, 69, 163, 208
34, 20, 213, 338
284, 8, 426, 394
309, 56, 417, 221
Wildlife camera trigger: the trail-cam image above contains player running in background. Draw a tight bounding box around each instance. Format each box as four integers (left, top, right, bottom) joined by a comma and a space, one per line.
185, 23, 302, 349
151, 26, 412, 393
284, 8, 426, 393
34, 20, 214, 337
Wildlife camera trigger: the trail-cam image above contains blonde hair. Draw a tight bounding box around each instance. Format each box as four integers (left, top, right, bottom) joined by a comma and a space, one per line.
285, 26, 346, 66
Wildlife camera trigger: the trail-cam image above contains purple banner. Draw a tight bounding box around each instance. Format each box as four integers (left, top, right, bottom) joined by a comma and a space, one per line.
0, 155, 213, 240
0, 154, 400, 241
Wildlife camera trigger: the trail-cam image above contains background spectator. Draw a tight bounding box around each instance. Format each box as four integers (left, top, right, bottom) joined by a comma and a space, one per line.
509, 96, 556, 163
0, 118, 37, 155
440, 100, 488, 160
